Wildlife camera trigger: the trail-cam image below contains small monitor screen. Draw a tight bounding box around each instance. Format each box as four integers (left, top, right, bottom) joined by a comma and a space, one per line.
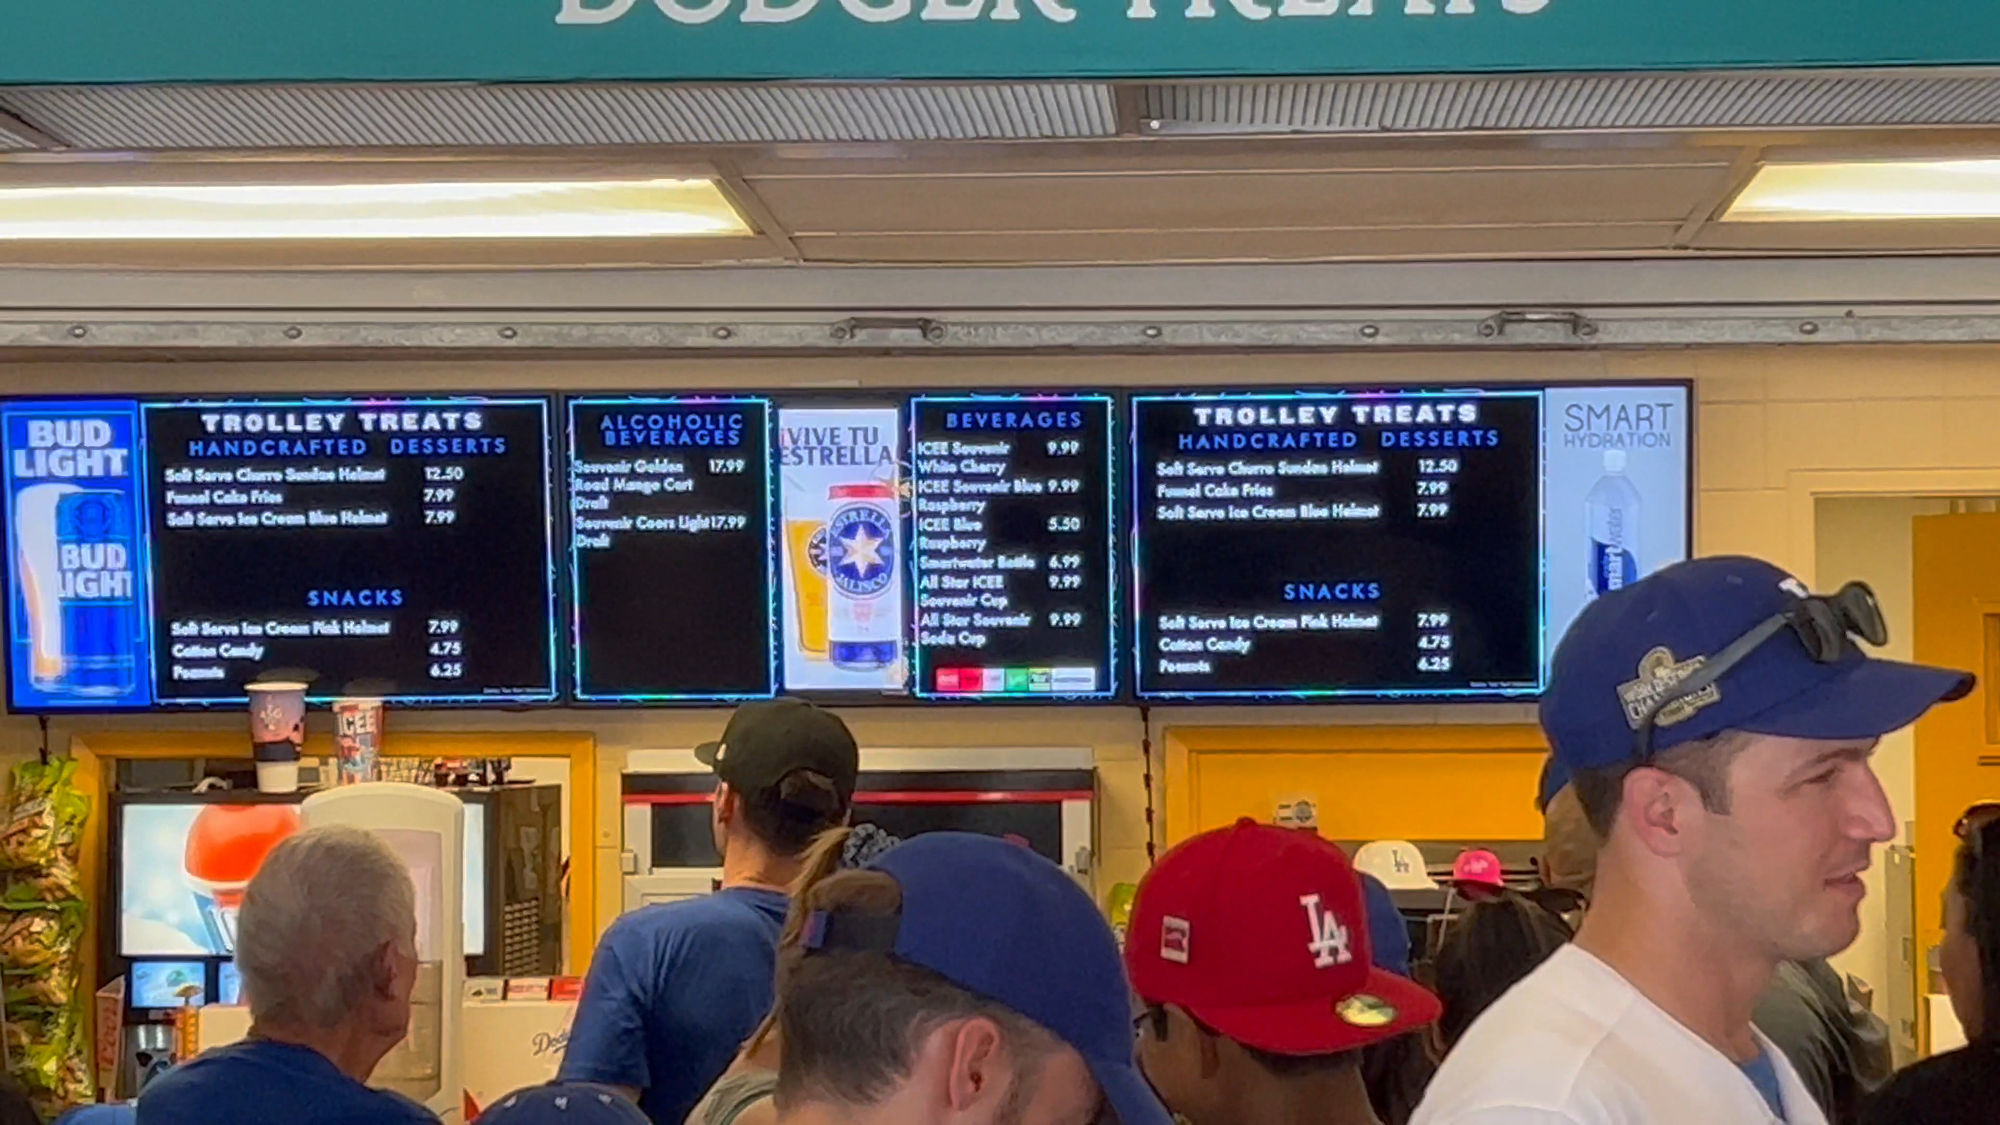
120, 803, 303, 958
131, 961, 208, 1009
217, 961, 243, 1006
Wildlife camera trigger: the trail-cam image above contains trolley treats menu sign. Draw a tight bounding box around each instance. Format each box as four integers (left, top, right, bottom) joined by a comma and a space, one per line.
140, 397, 560, 705
777, 406, 906, 693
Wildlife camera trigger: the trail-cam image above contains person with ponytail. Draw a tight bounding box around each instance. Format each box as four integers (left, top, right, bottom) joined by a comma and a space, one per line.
1861, 805, 2000, 1124
562, 700, 860, 1125
685, 822, 901, 1125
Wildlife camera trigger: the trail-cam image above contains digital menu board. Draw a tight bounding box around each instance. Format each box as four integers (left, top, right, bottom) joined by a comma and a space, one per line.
1131, 384, 1689, 700
142, 397, 559, 704
4, 381, 1689, 711
567, 398, 775, 702
1133, 390, 1541, 699
910, 395, 1117, 700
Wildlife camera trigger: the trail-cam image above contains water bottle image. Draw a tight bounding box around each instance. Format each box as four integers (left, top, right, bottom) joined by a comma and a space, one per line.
1586, 448, 1641, 597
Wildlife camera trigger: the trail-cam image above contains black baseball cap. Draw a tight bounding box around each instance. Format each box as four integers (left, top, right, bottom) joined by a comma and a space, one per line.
695, 697, 860, 804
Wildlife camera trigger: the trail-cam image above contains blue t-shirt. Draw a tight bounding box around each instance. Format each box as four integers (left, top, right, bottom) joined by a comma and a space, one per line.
560, 887, 790, 1125
134, 1039, 437, 1125
1739, 1049, 1789, 1120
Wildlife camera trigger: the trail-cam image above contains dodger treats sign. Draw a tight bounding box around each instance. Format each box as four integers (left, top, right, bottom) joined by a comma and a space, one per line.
11, 0, 1999, 83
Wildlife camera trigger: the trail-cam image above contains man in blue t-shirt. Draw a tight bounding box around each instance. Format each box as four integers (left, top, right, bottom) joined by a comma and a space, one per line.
561, 698, 858, 1125
137, 826, 439, 1125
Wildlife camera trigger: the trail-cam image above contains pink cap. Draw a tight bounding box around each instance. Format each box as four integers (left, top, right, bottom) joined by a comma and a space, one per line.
1451, 849, 1504, 889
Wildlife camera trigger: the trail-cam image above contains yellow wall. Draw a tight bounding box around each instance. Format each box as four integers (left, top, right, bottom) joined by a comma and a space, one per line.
6, 345, 2000, 992
1813, 497, 1954, 997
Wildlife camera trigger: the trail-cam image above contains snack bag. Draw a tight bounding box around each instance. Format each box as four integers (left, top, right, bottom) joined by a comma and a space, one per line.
5, 966, 79, 1010
3, 864, 84, 904
0, 758, 88, 873
0, 902, 83, 972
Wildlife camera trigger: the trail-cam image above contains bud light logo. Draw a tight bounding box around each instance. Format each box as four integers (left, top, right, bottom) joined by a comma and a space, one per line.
828, 503, 893, 598
4, 400, 151, 709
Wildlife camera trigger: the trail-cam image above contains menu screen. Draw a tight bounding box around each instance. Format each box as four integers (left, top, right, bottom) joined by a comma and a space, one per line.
1132, 391, 1543, 699
142, 397, 558, 704
567, 398, 774, 702
910, 395, 1117, 700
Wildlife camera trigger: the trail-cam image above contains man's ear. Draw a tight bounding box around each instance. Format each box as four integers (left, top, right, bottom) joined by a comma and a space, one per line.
371, 939, 401, 999
942, 1018, 1008, 1112
1621, 767, 1698, 858
714, 781, 739, 825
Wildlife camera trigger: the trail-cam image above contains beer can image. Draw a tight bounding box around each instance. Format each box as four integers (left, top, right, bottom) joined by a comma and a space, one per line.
13, 484, 138, 696
825, 482, 900, 671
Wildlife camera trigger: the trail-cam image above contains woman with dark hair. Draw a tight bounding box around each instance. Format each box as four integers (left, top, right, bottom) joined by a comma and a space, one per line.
1426, 891, 1574, 1056
1861, 806, 2000, 1124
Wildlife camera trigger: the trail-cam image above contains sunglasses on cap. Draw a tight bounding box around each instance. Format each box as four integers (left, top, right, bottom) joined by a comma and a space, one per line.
1633, 582, 1887, 761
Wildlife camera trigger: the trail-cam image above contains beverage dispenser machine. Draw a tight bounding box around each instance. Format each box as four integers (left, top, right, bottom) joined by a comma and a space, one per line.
303, 783, 464, 1124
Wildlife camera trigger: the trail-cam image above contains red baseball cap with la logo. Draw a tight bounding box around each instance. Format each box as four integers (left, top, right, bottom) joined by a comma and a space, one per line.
1125, 819, 1441, 1055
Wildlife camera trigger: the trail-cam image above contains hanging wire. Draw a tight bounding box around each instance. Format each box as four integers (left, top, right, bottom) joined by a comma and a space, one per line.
1139, 704, 1156, 864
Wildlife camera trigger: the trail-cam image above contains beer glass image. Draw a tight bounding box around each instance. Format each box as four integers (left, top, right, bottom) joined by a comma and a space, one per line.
784, 517, 830, 656
13, 482, 137, 696
827, 482, 899, 671
182, 803, 302, 954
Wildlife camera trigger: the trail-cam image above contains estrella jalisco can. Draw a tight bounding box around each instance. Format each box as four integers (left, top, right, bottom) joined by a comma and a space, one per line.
825, 482, 899, 671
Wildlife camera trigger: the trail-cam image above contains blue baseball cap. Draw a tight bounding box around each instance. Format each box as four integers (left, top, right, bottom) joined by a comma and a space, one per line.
805, 833, 1170, 1125
1359, 873, 1412, 977
477, 1084, 650, 1125
1540, 556, 1972, 782
1536, 756, 1570, 813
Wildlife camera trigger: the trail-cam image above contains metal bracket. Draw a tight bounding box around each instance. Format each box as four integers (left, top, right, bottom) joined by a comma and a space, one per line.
8, 311, 2000, 353
1478, 310, 1599, 339
828, 317, 947, 343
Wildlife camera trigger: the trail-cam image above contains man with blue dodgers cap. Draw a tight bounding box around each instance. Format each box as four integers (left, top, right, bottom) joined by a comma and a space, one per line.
771, 832, 1169, 1125
1414, 556, 1973, 1125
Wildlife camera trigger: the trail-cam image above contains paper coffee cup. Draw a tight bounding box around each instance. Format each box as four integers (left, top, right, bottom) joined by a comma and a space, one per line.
245, 681, 308, 747
331, 698, 383, 786
253, 758, 300, 795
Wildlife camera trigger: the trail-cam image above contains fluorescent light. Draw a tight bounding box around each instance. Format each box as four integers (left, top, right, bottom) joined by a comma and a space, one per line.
0, 177, 753, 240
1725, 159, 2000, 222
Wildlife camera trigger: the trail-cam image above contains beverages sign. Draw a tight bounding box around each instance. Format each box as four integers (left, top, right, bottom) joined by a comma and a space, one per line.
3, 401, 150, 710
8, 0, 1999, 84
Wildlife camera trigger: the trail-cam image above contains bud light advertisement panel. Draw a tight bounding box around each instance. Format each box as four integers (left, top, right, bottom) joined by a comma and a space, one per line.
776, 406, 906, 693
1541, 384, 1691, 669
3, 400, 152, 711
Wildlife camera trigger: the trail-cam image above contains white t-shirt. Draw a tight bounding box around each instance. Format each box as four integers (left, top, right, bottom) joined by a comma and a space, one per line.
1411, 945, 1829, 1125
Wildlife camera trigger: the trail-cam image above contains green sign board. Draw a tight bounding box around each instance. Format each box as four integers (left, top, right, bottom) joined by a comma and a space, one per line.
9, 0, 2000, 83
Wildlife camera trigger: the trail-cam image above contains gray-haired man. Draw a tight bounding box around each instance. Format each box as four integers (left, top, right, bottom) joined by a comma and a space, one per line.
136, 825, 438, 1125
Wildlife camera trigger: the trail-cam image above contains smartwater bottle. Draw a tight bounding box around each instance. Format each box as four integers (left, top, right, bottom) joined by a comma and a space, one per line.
1586, 448, 1640, 597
